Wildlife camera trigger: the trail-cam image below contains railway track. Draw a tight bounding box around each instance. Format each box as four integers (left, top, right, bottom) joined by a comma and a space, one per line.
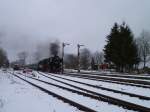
66, 72, 150, 81
35, 72, 150, 112
10, 73, 97, 112
12, 72, 138, 112
70, 71, 150, 76
45, 72, 150, 97
39, 72, 150, 100
60, 73, 150, 88
10, 72, 150, 112
65, 73, 150, 86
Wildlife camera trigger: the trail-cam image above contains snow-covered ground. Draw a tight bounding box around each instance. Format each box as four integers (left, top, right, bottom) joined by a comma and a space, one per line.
15, 72, 135, 112
65, 69, 113, 74
65, 69, 150, 76
0, 70, 82, 112
35, 72, 150, 108
47, 72, 150, 97
1, 69, 150, 112
67, 72, 150, 83
71, 72, 150, 78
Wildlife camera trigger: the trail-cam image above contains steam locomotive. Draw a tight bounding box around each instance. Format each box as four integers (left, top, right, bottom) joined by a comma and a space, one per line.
37, 55, 62, 73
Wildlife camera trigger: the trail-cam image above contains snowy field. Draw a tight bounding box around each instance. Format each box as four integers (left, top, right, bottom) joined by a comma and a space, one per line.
0, 70, 82, 112
65, 69, 150, 76
50, 73, 150, 97
37, 73, 150, 108
66, 72, 150, 83
1, 69, 150, 112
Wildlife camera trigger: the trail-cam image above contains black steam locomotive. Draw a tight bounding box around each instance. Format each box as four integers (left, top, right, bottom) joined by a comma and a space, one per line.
37, 55, 62, 73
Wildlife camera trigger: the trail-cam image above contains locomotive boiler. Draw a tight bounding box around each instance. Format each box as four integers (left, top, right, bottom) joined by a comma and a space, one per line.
37, 55, 62, 73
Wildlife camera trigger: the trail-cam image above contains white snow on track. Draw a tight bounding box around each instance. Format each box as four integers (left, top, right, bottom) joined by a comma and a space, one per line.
37, 72, 150, 108
68, 72, 150, 83
46, 72, 150, 98
0, 70, 82, 112
15, 72, 135, 112
77, 72, 150, 80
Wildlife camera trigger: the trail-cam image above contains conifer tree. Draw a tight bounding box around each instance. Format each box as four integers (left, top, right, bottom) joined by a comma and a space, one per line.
104, 22, 139, 72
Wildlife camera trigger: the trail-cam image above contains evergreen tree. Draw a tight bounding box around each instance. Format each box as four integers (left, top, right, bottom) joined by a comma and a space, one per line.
104, 22, 139, 72
104, 23, 120, 66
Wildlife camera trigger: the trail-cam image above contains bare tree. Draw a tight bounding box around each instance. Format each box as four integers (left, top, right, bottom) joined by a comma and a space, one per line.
64, 54, 78, 69
80, 48, 91, 70
91, 57, 96, 70
93, 51, 104, 65
0, 33, 9, 67
136, 30, 150, 68
0, 48, 9, 67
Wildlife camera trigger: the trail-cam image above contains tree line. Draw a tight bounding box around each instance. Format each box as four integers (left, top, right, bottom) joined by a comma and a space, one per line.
0, 22, 150, 73
33, 40, 104, 70
15, 22, 150, 73
64, 22, 150, 72
104, 22, 150, 72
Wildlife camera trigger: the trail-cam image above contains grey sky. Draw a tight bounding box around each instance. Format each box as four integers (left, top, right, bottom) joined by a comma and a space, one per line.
0, 0, 150, 62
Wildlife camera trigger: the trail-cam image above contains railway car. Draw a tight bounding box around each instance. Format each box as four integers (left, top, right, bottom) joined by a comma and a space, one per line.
37, 55, 62, 73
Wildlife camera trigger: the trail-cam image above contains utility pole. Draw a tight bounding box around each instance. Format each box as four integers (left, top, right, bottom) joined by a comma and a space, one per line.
77, 44, 84, 73
62, 42, 70, 74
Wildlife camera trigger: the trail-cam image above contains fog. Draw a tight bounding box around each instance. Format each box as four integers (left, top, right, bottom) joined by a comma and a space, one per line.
0, 0, 150, 63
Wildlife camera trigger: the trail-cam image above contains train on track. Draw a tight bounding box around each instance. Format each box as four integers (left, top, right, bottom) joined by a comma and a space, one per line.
37, 55, 62, 73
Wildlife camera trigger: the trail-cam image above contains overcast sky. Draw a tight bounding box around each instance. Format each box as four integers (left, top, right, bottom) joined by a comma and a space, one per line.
0, 0, 150, 62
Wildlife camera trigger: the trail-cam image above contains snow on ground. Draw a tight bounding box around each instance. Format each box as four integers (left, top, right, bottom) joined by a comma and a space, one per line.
65, 69, 112, 74
65, 69, 150, 76
2, 69, 149, 112
0, 70, 82, 112
16, 72, 135, 112
36, 72, 150, 108
48, 73, 150, 97
75, 72, 150, 78
68, 72, 150, 83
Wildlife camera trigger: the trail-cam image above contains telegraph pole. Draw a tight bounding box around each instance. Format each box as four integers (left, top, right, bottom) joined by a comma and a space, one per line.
77, 44, 84, 73
62, 42, 70, 74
